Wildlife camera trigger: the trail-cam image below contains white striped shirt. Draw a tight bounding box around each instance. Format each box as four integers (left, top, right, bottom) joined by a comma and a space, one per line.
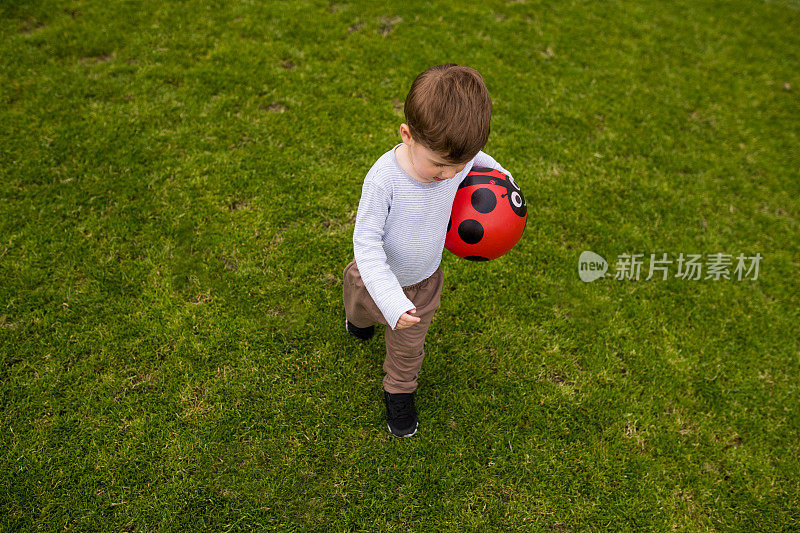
352, 143, 513, 330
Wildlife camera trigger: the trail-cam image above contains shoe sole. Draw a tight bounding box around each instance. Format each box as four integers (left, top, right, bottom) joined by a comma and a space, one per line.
387, 421, 418, 438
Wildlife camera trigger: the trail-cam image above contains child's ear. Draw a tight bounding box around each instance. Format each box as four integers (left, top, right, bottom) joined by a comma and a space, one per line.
400, 123, 416, 144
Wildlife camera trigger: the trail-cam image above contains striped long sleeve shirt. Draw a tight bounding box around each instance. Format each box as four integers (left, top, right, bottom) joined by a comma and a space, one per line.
352, 143, 514, 330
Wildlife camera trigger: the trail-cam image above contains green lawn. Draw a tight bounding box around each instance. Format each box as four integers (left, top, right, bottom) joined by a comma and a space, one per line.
1, 0, 799, 530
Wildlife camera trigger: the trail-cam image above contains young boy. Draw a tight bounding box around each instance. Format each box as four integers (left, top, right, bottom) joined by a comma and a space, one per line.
342, 63, 514, 438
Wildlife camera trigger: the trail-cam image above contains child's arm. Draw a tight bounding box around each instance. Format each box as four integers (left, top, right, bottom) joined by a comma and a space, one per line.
352, 180, 417, 331
471, 150, 514, 181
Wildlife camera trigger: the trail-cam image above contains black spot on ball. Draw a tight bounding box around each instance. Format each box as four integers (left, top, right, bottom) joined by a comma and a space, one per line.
471, 188, 497, 214
465, 255, 490, 262
447, 217, 451, 233
458, 219, 483, 244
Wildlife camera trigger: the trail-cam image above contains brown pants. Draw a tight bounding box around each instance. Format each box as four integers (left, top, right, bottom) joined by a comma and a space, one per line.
342, 260, 444, 394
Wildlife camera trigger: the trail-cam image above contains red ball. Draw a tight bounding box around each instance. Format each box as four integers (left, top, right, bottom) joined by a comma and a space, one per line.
445, 167, 527, 261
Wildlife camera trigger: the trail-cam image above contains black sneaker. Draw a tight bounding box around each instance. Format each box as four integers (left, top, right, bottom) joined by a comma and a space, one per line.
346, 319, 375, 341
384, 390, 419, 438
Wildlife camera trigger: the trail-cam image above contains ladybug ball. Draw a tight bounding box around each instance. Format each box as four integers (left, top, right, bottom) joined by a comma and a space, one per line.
445, 167, 527, 261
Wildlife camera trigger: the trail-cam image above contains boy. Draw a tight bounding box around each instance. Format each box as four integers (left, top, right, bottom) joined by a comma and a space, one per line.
342, 63, 514, 438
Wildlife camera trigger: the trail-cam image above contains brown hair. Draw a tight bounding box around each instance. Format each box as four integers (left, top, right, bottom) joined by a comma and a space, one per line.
403, 63, 492, 164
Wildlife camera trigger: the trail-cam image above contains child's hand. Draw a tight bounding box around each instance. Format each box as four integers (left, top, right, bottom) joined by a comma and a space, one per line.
395, 308, 421, 330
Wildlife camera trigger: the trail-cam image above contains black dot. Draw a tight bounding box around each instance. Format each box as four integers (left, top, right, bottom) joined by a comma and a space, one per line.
465, 255, 490, 262
447, 217, 451, 233
458, 219, 483, 244
471, 188, 496, 214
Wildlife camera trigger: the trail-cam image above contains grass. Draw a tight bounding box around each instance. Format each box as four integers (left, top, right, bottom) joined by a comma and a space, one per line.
1, 0, 799, 530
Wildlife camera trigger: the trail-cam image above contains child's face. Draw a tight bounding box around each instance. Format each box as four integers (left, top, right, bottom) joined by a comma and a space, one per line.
400, 124, 467, 183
